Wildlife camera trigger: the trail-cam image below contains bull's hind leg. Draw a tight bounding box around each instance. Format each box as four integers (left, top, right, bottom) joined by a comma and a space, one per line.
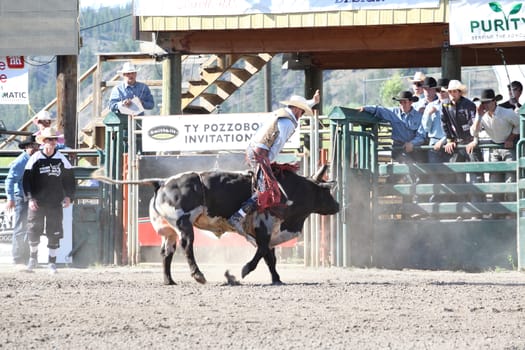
263, 248, 282, 285
242, 246, 265, 280
177, 214, 206, 284
160, 235, 177, 285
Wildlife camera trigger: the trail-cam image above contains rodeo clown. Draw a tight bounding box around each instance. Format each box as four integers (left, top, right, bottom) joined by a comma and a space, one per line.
228, 90, 320, 235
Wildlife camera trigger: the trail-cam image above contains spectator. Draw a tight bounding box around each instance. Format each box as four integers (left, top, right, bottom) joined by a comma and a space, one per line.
471, 88, 519, 203
409, 72, 426, 112
33, 110, 65, 146
23, 127, 76, 274
415, 76, 439, 113
419, 78, 454, 206
109, 61, 154, 116
228, 91, 320, 235
109, 61, 155, 153
441, 79, 484, 212
360, 90, 425, 164
421, 78, 450, 164
4, 135, 40, 265
499, 80, 522, 111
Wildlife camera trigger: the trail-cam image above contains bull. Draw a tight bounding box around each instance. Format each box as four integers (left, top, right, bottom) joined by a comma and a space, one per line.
96, 164, 339, 285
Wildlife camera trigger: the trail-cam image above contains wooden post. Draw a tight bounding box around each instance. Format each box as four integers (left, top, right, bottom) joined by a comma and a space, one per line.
56, 55, 78, 149
264, 62, 272, 112
161, 54, 182, 115
304, 66, 323, 114
441, 45, 462, 81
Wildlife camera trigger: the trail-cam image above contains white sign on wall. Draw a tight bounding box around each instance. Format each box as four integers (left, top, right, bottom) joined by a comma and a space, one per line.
134, 0, 441, 17
141, 113, 300, 152
449, 0, 525, 45
0, 56, 29, 105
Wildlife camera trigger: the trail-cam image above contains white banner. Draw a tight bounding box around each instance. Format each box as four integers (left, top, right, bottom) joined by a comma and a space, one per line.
134, 0, 440, 17
0, 56, 29, 105
450, 0, 525, 45
142, 113, 300, 152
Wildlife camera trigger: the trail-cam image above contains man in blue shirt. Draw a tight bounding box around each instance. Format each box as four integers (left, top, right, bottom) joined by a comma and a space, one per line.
109, 62, 155, 115
360, 90, 425, 163
4, 135, 40, 265
109, 62, 155, 153
421, 78, 450, 163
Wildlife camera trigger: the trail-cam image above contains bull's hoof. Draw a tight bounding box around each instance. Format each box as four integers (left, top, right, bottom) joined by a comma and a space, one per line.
241, 264, 251, 279
163, 278, 176, 285
272, 280, 284, 286
192, 272, 207, 284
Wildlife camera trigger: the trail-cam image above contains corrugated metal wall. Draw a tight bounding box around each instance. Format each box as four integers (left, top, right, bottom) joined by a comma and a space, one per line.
0, 0, 79, 56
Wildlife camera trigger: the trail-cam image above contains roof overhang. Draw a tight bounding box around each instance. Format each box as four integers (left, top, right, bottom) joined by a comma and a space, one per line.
138, 23, 525, 69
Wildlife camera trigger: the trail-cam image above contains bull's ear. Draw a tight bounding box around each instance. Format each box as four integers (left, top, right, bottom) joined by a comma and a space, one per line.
312, 164, 328, 183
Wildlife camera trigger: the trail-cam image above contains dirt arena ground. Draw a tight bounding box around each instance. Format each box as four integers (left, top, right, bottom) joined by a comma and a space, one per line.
1, 261, 524, 350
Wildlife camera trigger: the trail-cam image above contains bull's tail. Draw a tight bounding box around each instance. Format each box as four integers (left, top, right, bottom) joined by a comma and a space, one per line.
91, 168, 164, 188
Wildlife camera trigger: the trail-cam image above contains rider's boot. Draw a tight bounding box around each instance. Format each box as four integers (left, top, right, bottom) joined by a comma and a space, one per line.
228, 196, 257, 235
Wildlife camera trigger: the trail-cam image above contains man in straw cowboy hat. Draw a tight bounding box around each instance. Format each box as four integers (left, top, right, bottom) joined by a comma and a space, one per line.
409, 71, 427, 112
471, 88, 520, 204
33, 110, 65, 147
228, 90, 320, 236
109, 61, 154, 116
23, 127, 76, 274
4, 135, 40, 265
441, 79, 485, 210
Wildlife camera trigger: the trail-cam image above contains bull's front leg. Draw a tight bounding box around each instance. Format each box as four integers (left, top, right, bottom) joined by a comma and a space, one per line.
160, 234, 177, 285
242, 219, 271, 281
177, 214, 206, 284
263, 248, 282, 285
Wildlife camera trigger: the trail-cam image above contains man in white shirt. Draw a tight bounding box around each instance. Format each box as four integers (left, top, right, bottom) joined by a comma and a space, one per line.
471, 88, 520, 203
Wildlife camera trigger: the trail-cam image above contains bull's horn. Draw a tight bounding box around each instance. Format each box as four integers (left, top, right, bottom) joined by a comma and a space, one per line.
312, 164, 328, 182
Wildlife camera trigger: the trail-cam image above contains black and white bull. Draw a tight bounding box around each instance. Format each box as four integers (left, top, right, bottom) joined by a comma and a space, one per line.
149, 164, 339, 285
95, 165, 339, 285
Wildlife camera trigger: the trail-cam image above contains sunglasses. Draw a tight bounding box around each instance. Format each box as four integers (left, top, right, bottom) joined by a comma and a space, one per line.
414, 82, 423, 87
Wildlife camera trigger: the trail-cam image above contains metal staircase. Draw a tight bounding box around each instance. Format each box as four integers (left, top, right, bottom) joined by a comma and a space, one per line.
182, 53, 273, 114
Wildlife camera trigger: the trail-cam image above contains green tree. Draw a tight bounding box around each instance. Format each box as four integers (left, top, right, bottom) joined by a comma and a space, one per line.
379, 73, 403, 107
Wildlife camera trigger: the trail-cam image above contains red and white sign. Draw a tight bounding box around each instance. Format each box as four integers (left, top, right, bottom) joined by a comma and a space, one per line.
0, 56, 29, 104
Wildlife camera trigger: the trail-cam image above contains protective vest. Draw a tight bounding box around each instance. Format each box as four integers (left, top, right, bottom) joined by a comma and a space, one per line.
251, 108, 298, 149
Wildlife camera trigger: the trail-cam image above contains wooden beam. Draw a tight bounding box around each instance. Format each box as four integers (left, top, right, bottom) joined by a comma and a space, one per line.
156, 23, 449, 54
152, 25, 525, 69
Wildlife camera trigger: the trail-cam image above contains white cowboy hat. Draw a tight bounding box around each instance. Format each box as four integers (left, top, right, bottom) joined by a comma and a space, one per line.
35, 110, 53, 121
279, 95, 313, 116
36, 127, 63, 145
446, 79, 467, 93
119, 62, 139, 74
408, 71, 426, 83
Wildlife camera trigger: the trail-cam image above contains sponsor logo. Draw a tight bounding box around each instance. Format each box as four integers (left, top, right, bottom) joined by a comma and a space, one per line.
148, 125, 179, 140
6, 56, 24, 69
470, 2, 524, 33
